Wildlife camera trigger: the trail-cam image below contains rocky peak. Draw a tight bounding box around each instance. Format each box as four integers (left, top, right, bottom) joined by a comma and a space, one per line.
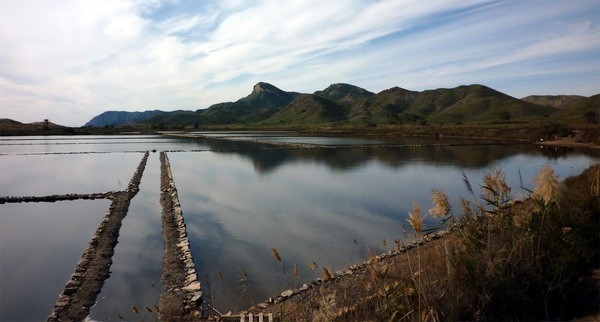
252, 82, 280, 95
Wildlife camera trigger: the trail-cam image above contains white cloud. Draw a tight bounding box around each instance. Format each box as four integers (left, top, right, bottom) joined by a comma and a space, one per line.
0, 0, 598, 125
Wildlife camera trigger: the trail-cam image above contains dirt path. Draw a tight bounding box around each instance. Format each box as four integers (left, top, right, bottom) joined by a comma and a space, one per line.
47, 152, 148, 322
159, 152, 205, 320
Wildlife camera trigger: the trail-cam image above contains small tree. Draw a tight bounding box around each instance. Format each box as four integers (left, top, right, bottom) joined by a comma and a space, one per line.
43, 119, 50, 131
499, 111, 511, 120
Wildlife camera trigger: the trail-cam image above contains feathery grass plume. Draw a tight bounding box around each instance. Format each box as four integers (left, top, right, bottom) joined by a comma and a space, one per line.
309, 261, 318, 270
407, 202, 424, 233
145, 306, 153, 313
131, 305, 139, 314
430, 189, 450, 218
270, 246, 282, 263
322, 267, 332, 281
482, 168, 511, 203
153, 304, 160, 313
294, 263, 299, 276
533, 165, 559, 205
460, 197, 474, 218
382, 238, 387, 247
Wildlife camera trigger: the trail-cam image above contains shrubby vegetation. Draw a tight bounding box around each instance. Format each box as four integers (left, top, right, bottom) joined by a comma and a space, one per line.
370, 164, 598, 321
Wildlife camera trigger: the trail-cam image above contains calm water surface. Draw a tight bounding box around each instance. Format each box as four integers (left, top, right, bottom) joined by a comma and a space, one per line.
0, 200, 110, 321
0, 134, 597, 318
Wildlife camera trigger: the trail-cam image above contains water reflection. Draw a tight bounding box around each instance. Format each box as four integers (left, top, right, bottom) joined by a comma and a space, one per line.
0, 154, 144, 196
0, 200, 110, 321
89, 154, 163, 321
0, 135, 205, 154
188, 137, 594, 174
168, 147, 597, 311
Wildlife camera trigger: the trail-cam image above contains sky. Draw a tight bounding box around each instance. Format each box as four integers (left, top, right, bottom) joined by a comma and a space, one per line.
0, 0, 599, 126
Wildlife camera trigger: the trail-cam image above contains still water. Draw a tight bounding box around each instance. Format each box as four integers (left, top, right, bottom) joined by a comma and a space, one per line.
0, 134, 597, 319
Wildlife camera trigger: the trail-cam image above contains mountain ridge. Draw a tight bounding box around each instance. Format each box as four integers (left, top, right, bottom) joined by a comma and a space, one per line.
84, 82, 596, 127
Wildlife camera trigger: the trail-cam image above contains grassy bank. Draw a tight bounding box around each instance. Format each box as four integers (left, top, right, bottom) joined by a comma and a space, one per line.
251, 163, 599, 321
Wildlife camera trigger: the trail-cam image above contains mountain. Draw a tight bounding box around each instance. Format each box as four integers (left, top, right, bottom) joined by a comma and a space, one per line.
85, 110, 166, 127
413, 85, 557, 123
553, 94, 600, 123
521, 95, 586, 109
266, 94, 348, 125
314, 83, 375, 102
348, 87, 419, 124
84, 82, 571, 127
346, 85, 556, 125
196, 82, 299, 124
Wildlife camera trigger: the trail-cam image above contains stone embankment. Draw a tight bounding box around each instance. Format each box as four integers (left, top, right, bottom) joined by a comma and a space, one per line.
159, 152, 204, 320
47, 152, 149, 322
0, 192, 119, 204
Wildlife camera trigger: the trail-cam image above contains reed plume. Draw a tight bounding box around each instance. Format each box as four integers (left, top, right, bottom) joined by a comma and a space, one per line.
533, 165, 559, 206
322, 267, 332, 281
407, 202, 424, 233
430, 189, 450, 218
482, 168, 511, 202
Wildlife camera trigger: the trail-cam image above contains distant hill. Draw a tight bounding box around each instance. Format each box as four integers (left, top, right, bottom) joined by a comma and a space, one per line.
348, 87, 418, 124
85, 110, 167, 127
84, 82, 576, 128
194, 82, 300, 124
266, 94, 349, 125
521, 95, 586, 109
418, 85, 556, 123
0, 118, 68, 135
347, 84, 556, 125
553, 94, 600, 123
314, 83, 375, 102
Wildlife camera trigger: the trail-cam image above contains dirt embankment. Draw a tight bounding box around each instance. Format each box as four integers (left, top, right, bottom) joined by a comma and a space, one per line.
159, 152, 204, 320
47, 152, 148, 322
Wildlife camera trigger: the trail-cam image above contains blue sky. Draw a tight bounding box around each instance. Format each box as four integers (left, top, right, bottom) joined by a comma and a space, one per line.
1, 0, 598, 126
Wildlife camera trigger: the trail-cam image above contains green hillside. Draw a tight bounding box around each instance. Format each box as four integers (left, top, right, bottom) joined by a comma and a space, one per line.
84, 82, 586, 128
314, 83, 375, 101
266, 94, 348, 125
521, 95, 585, 109
348, 87, 418, 124
423, 85, 557, 123
195, 82, 299, 124
553, 94, 600, 123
